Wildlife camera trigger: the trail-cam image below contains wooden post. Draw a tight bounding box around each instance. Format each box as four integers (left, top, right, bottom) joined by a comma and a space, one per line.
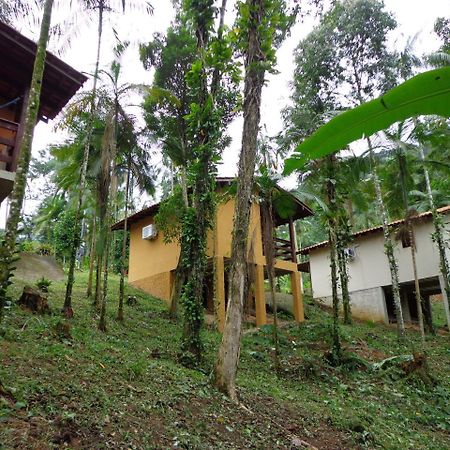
288, 217, 297, 262
439, 275, 450, 329
255, 264, 267, 326
291, 271, 304, 322
215, 256, 226, 332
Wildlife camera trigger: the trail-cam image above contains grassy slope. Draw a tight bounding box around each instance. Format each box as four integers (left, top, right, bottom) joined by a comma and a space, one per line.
0, 272, 449, 449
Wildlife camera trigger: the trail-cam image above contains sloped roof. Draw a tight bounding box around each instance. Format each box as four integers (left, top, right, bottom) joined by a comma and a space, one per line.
299, 205, 450, 255
112, 177, 314, 231
0, 21, 87, 121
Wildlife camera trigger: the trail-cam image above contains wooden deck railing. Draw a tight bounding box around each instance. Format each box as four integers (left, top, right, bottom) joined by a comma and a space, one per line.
274, 237, 295, 262
0, 117, 19, 171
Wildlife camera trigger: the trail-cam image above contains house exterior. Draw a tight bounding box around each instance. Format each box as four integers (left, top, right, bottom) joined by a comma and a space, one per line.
113, 179, 313, 331
300, 206, 450, 325
0, 21, 87, 203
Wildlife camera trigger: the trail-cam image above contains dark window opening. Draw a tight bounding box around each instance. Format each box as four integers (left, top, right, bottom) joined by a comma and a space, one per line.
401, 234, 412, 248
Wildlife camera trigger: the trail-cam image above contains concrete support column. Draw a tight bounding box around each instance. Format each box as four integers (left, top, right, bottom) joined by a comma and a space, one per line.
255, 264, 267, 326
214, 256, 226, 332
438, 275, 450, 329
401, 290, 411, 322
291, 271, 304, 322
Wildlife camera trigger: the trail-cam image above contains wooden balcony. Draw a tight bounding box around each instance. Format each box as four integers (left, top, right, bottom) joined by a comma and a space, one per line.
0, 118, 19, 170
0, 117, 19, 202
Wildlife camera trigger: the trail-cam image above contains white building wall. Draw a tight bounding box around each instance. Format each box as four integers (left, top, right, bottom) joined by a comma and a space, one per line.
309, 213, 450, 301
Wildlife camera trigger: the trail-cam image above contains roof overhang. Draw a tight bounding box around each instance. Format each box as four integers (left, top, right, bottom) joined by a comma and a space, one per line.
112, 177, 314, 231
299, 205, 450, 255
0, 21, 87, 121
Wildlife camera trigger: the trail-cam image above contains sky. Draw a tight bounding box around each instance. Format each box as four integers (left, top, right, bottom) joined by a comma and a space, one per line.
1, 0, 448, 226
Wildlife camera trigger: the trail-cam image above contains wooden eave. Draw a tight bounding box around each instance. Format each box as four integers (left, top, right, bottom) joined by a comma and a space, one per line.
111, 178, 314, 231
0, 21, 87, 121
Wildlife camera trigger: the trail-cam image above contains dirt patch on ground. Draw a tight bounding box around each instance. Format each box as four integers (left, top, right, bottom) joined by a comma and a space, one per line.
14, 253, 65, 282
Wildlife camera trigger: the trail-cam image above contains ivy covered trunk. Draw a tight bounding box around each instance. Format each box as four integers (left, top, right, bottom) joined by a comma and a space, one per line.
98, 114, 114, 332
86, 216, 97, 298
369, 144, 405, 339
337, 247, 351, 324
336, 205, 352, 325
419, 146, 450, 330
0, 0, 54, 323
179, 0, 224, 363
94, 253, 102, 309
169, 166, 189, 319
117, 152, 131, 322
326, 157, 341, 360
260, 199, 280, 373
98, 228, 110, 332
408, 222, 425, 340
63, 4, 104, 317
215, 0, 266, 400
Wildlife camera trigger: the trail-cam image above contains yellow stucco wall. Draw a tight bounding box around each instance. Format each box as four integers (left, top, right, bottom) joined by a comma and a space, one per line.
128, 215, 180, 286
130, 272, 172, 302
128, 197, 298, 301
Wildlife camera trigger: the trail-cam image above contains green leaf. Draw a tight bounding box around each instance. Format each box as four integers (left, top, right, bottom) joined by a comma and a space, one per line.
284, 67, 450, 174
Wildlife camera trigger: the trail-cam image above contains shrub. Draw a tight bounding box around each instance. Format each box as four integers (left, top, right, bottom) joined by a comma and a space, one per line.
38, 243, 53, 256
36, 277, 52, 292
21, 240, 38, 253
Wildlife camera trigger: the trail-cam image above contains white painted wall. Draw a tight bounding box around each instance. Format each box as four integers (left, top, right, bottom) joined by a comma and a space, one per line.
309, 213, 450, 300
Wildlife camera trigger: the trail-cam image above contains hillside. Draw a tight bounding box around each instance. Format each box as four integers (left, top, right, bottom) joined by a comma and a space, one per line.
1, 273, 449, 449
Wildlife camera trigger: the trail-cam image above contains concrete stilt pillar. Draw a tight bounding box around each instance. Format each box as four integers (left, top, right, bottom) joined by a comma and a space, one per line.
255, 264, 267, 326
291, 271, 304, 322
215, 256, 226, 332
438, 275, 450, 330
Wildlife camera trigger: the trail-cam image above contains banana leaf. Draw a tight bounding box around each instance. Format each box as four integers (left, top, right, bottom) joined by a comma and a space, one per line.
284, 67, 450, 174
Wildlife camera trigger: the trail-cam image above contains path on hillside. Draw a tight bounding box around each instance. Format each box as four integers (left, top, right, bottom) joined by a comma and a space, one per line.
14, 252, 65, 282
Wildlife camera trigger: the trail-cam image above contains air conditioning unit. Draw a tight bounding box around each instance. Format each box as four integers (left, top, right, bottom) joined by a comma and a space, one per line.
142, 224, 158, 240
344, 247, 356, 260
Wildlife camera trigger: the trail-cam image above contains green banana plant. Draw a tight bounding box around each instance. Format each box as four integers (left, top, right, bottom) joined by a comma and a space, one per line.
284, 67, 450, 174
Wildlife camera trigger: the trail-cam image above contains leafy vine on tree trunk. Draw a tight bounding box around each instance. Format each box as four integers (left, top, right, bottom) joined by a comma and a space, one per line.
0, 0, 54, 323
326, 156, 341, 361
179, 0, 235, 364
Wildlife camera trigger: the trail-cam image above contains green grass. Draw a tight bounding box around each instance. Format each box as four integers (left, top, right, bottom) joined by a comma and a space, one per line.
1, 273, 449, 449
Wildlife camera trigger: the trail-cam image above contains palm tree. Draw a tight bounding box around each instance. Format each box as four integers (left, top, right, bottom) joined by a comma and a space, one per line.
63, 0, 153, 318
414, 121, 450, 331
0, 0, 55, 324
0, 0, 35, 24
366, 138, 406, 338
383, 126, 426, 340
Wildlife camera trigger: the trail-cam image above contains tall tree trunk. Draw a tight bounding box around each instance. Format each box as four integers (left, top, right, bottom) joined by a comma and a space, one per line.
261, 199, 280, 373
338, 247, 351, 324
397, 147, 425, 339
94, 253, 102, 309
215, 0, 266, 400
326, 156, 341, 360
0, 0, 54, 322
98, 114, 113, 332
179, 0, 228, 363
63, 4, 104, 318
419, 146, 450, 330
336, 198, 351, 324
368, 141, 405, 339
329, 227, 341, 359
98, 229, 110, 332
408, 222, 425, 341
117, 152, 131, 322
86, 216, 97, 298
169, 162, 189, 319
